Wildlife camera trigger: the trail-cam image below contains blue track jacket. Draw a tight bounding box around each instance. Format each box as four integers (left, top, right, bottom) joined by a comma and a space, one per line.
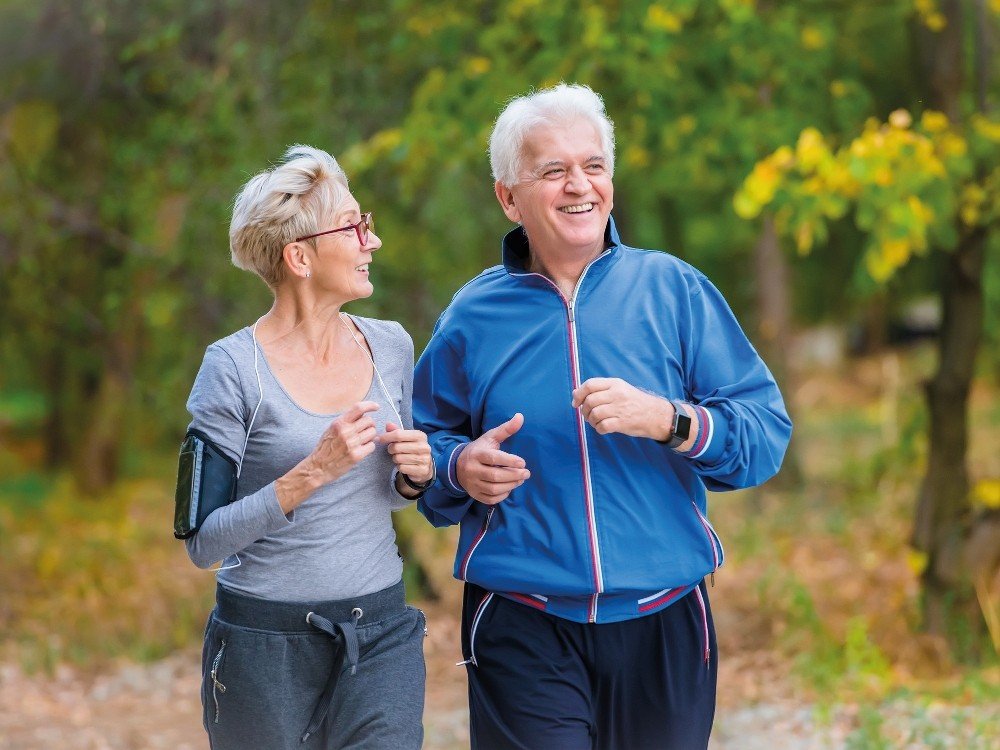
413, 218, 791, 623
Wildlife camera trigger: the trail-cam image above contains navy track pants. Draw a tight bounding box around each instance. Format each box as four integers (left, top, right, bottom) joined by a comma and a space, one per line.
461, 581, 718, 750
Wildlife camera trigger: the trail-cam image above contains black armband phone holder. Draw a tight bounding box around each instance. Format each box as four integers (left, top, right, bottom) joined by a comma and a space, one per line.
173, 429, 238, 539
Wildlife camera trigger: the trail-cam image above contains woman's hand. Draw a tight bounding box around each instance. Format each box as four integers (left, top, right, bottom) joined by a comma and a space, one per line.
378, 422, 434, 487
308, 400, 381, 479
276, 401, 380, 513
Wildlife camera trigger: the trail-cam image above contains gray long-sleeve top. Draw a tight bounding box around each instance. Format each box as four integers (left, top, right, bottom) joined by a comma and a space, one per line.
183, 314, 416, 602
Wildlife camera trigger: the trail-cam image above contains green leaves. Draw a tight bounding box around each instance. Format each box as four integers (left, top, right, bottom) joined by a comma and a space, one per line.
3, 100, 59, 176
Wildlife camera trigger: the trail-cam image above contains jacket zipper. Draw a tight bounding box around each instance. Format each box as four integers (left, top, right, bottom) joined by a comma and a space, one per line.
691, 501, 723, 585
459, 506, 495, 580
210, 639, 227, 723
516, 253, 608, 622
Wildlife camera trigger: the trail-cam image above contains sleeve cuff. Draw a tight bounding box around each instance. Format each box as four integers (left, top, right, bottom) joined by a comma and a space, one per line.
441, 441, 470, 497
263, 482, 295, 527
673, 404, 729, 464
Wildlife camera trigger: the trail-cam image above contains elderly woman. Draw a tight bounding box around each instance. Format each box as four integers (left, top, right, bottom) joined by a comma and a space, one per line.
175, 145, 431, 749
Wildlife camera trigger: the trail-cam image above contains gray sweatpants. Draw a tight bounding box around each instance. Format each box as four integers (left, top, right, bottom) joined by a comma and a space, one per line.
201, 580, 425, 749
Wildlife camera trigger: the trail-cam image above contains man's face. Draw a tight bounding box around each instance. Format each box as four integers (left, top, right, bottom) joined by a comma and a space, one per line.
495, 120, 614, 261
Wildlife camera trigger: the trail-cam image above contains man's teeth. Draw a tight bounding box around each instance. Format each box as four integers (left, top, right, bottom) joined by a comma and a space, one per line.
560, 203, 593, 213
356, 264, 369, 271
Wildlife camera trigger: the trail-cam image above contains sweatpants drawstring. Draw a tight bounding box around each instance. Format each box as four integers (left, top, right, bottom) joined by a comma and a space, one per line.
300, 610, 362, 743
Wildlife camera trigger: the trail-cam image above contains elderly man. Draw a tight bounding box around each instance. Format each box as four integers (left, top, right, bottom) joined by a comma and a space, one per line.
413, 83, 791, 749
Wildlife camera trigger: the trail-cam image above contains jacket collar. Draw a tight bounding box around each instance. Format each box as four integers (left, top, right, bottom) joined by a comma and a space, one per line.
502, 216, 623, 281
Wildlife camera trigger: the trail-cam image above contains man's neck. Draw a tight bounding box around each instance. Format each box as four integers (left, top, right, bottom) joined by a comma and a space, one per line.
528, 246, 604, 300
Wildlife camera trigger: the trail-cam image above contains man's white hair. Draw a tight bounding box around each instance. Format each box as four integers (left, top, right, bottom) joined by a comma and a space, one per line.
489, 83, 616, 188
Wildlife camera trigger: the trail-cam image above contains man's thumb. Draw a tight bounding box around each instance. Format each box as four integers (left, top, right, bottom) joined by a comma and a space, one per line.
384, 422, 400, 432
488, 413, 524, 444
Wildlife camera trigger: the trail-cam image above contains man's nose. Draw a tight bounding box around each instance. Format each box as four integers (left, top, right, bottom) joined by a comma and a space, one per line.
564, 165, 592, 193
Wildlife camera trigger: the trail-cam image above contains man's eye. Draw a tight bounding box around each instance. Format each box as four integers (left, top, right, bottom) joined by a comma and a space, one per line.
544, 169, 565, 179
585, 163, 605, 173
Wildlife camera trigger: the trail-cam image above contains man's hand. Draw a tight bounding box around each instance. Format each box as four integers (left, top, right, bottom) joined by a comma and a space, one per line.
571, 378, 673, 440
456, 413, 531, 505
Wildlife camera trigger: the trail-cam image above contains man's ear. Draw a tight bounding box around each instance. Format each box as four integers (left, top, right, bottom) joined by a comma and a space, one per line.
282, 241, 311, 279
495, 181, 521, 223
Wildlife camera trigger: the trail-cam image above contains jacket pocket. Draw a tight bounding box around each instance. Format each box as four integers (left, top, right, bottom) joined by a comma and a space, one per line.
691, 501, 725, 574
458, 506, 495, 581
458, 592, 495, 668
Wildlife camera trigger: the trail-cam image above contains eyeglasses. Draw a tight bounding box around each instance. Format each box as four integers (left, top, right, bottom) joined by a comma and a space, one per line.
295, 212, 374, 245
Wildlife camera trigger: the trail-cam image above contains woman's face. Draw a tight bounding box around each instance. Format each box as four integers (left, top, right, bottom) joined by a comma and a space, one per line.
309, 196, 381, 302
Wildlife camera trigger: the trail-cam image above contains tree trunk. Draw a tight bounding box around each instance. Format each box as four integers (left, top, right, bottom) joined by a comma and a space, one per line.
71, 368, 129, 496
909, 0, 992, 654
912, 228, 987, 649
753, 215, 802, 487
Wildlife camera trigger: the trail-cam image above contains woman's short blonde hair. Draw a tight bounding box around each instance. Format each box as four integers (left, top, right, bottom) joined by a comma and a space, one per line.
229, 145, 350, 287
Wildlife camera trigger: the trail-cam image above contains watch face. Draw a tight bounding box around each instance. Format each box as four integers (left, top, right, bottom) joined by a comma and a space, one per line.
674, 413, 692, 441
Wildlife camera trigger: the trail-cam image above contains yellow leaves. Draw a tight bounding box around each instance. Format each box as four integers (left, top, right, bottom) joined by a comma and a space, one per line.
773, 145, 795, 169
623, 144, 650, 169
972, 479, 1000, 509
464, 57, 491, 77
646, 4, 683, 33
3, 100, 59, 174
676, 115, 697, 135
733, 190, 762, 220
874, 167, 894, 187
800, 26, 826, 50
972, 114, 1000, 142
746, 160, 781, 203
937, 132, 967, 158
341, 128, 404, 174
796, 127, 829, 171
865, 242, 904, 282
960, 184, 985, 227
914, 0, 947, 31
735, 106, 985, 283
907, 195, 934, 225
907, 548, 929, 576
794, 222, 814, 255
920, 110, 949, 133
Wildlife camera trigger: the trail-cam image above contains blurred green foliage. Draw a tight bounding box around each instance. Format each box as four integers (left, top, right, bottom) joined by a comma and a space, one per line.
2, 0, 996, 493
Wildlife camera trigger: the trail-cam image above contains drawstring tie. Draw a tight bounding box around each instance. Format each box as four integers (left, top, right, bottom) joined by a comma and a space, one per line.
300, 607, 362, 743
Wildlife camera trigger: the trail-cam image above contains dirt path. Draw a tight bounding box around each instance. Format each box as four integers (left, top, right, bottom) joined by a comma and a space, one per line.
1, 600, 995, 749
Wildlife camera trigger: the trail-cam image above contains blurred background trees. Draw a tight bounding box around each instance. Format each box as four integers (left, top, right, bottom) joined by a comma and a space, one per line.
1, 0, 997, 658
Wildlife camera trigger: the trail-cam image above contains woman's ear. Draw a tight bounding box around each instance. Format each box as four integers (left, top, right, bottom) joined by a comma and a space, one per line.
282, 241, 311, 279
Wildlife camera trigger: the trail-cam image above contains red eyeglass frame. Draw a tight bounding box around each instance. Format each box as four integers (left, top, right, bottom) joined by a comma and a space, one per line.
294, 212, 374, 245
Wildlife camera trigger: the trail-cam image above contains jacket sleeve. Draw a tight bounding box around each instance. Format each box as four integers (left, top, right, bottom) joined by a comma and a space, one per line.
182, 344, 291, 568
412, 324, 478, 527
678, 274, 792, 491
